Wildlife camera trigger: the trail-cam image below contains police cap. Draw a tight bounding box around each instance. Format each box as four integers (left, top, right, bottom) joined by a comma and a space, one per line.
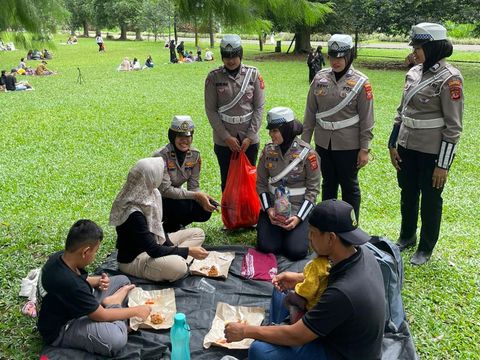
327, 34, 353, 58
220, 34, 243, 58
409, 22, 447, 46
170, 115, 195, 136
266, 107, 295, 130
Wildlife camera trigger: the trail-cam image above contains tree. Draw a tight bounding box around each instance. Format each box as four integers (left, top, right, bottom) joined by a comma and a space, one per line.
1, 0, 67, 47
64, 0, 93, 36
257, 0, 333, 53
141, 0, 173, 42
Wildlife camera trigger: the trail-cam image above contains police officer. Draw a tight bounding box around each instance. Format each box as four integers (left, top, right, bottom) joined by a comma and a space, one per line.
302, 34, 374, 220
153, 116, 216, 233
388, 23, 464, 265
204, 34, 265, 191
257, 107, 321, 260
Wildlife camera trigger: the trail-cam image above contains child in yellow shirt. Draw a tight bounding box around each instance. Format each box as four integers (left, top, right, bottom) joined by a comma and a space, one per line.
285, 256, 330, 323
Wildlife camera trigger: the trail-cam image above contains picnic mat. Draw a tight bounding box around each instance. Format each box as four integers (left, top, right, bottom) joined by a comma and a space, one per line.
40, 245, 418, 360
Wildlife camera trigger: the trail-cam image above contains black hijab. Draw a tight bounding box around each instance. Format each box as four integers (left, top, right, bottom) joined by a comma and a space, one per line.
278, 120, 303, 155
422, 39, 453, 73
168, 129, 192, 166
334, 49, 355, 81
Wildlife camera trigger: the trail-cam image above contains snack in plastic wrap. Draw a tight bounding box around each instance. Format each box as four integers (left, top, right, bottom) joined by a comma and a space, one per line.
274, 185, 291, 222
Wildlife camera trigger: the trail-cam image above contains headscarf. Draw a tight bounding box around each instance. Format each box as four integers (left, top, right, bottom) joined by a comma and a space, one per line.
109, 157, 166, 244
422, 39, 453, 73
278, 120, 303, 155
333, 49, 354, 81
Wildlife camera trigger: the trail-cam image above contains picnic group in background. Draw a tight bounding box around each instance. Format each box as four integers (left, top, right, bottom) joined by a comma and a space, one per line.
33, 22, 463, 359
168, 39, 207, 63
67, 35, 78, 45
117, 56, 154, 71
26, 49, 52, 60
0, 69, 33, 91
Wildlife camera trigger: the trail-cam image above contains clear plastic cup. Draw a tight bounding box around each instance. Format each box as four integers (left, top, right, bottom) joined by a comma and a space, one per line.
197, 278, 216, 293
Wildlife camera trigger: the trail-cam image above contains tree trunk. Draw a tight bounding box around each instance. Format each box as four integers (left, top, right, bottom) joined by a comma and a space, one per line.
209, 13, 214, 48
174, 14, 178, 44
82, 20, 89, 37
194, 17, 198, 46
354, 29, 359, 58
135, 29, 142, 41
294, 27, 311, 54
258, 34, 263, 51
119, 24, 127, 40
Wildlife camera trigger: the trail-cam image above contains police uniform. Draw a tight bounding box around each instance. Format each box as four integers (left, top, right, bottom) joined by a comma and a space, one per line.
256, 107, 321, 260
153, 116, 212, 233
302, 34, 374, 220
388, 23, 464, 264
204, 34, 265, 191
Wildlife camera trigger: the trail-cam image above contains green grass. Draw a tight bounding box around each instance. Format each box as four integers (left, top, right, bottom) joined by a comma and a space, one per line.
1, 36, 479, 359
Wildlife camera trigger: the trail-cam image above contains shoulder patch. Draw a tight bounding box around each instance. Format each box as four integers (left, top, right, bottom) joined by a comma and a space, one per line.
364, 82, 373, 100
258, 74, 265, 90
307, 153, 318, 170
448, 80, 462, 101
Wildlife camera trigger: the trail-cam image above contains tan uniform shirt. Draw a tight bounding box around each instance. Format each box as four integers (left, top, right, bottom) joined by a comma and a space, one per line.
152, 143, 201, 200
204, 64, 265, 146
393, 59, 463, 155
257, 138, 321, 220
302, 67, 374, 150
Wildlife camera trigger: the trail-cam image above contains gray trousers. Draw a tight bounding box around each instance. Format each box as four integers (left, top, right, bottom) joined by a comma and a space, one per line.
52, 275, 131, 357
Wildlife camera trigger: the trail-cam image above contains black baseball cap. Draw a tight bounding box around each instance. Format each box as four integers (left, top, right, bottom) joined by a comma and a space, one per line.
308, 199, 370, 245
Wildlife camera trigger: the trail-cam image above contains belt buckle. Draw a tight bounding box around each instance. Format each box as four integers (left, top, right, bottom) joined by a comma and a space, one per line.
326, 122, 335, 131
233, 116, 240, 123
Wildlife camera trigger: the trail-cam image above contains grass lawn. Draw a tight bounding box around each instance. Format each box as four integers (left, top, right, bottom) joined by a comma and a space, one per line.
0, 36, 479, 359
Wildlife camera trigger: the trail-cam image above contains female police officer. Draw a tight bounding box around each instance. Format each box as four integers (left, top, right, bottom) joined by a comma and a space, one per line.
152, 115, 216, 233
204, 34, 265, 192
256, 107, 321, 260
302, 34, 374, 220
388, 23, 463, 265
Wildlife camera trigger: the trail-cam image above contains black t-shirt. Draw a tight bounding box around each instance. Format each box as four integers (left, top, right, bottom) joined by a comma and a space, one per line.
303, 246, 385, 360
116, 211, 189, 263
37, 251, 99, 344
5, 74, 16, 91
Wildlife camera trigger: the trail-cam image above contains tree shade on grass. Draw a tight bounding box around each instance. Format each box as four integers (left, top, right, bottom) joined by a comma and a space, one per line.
0, 36, 479, 359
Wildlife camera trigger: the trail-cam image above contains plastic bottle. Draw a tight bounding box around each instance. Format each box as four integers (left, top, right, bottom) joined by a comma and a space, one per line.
170, 312, 190, 360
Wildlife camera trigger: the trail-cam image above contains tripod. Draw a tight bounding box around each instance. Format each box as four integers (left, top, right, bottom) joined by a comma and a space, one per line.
77, 67, 85, 84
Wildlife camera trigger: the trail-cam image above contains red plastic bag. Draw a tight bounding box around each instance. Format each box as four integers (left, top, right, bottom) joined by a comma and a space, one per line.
221, 152, 260, 229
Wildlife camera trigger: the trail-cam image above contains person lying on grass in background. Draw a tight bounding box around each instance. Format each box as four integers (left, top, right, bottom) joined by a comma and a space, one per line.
4, 69, 33, 91
37, 219, 151, 357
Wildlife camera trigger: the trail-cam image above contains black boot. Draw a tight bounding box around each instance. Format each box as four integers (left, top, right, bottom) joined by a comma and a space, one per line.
396, 235, 417, 252
410, 250, 432, 266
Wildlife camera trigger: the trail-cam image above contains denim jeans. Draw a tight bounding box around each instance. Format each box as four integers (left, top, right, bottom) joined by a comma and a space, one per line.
248, 290, 331, 360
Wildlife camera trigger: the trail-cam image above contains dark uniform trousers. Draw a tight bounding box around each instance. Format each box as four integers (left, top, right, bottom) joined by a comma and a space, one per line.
316, 145, 361, 220
214, 143, 259, 192
162, 198, 212, 233
256, 211, 309, 261
397, 146, 443, 253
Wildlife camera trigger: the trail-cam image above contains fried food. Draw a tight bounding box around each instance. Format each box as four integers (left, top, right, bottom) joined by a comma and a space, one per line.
150, 313, 164, 325
145, 298, 155, 305
208, 265, 219, 277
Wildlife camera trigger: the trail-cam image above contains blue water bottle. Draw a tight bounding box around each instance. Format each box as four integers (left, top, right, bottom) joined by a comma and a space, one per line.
170, 312, 190, 360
